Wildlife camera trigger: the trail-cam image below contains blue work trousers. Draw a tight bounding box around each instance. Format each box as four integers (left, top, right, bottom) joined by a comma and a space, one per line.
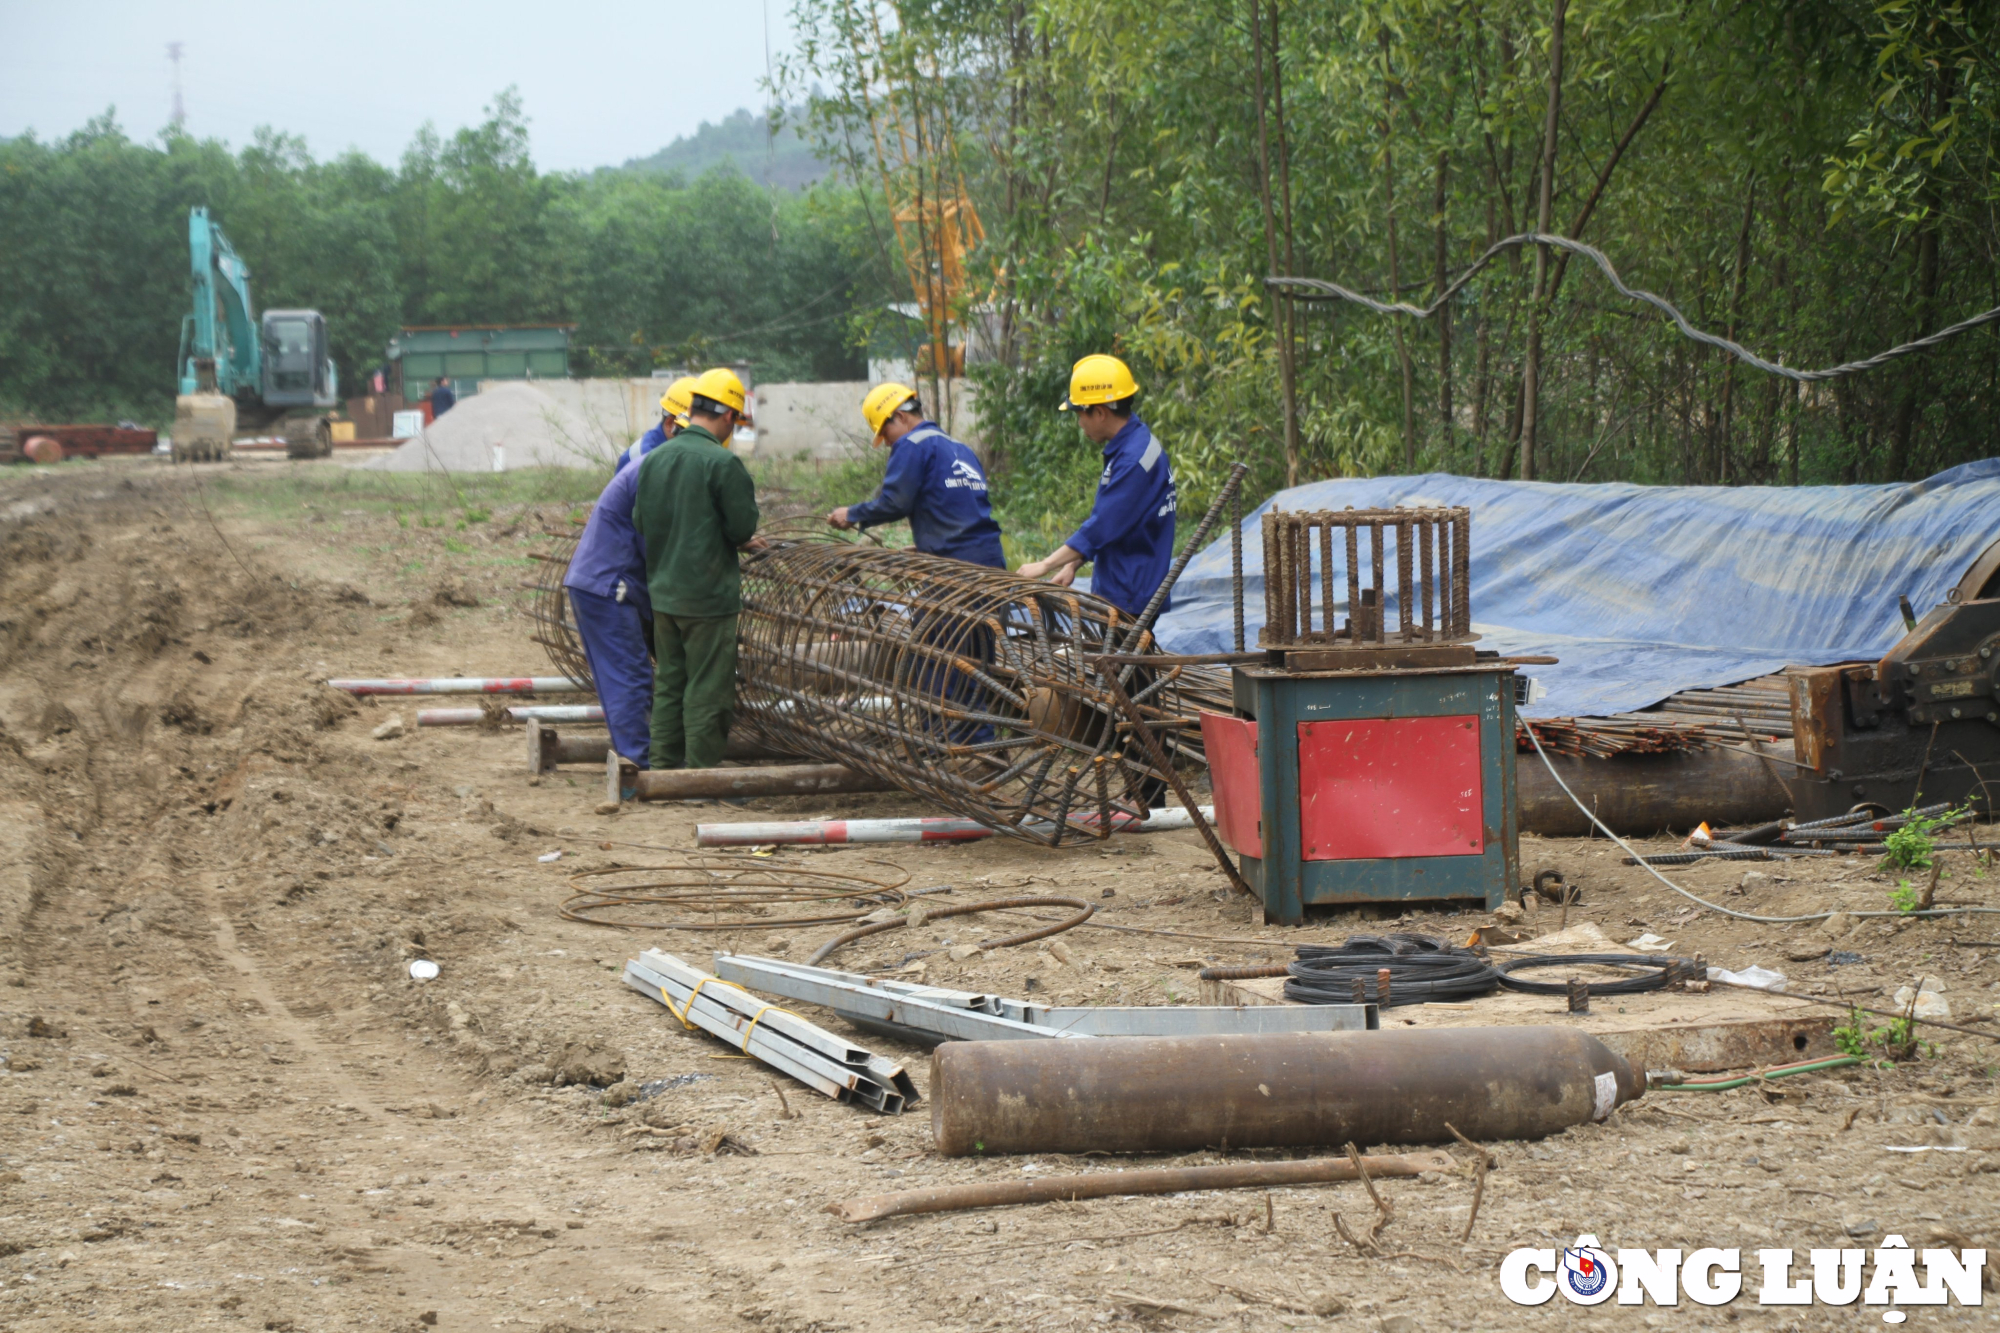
568, 587, 655, 767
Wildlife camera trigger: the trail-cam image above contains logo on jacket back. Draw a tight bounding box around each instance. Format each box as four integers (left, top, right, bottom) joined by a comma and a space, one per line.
945, 458, 987, 491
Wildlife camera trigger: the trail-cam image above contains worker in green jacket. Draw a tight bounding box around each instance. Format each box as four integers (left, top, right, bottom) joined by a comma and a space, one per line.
631, 367, 765, 772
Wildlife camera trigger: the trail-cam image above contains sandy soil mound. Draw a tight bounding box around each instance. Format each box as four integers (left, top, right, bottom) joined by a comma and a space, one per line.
363, 382, 616, 473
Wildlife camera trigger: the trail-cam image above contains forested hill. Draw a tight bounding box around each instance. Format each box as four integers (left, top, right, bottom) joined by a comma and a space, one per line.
0, 94, 893, 427
620, 109, 828, 190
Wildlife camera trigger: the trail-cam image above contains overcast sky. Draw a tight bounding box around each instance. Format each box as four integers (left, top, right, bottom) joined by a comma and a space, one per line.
0, 0, 795, 172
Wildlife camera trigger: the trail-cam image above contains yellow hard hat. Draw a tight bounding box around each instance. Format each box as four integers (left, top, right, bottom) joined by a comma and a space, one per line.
1059, 354, 1139, 411
691, 367, 748, 417
659, 375, 698, 427
861, 381, 918, 444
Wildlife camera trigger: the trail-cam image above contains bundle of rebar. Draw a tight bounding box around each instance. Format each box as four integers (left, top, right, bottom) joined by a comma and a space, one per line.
733, 541, 1198, 846
1777, 801, 1970, 848
1260, 505, 1472, 648
1519, 677, 1796, 757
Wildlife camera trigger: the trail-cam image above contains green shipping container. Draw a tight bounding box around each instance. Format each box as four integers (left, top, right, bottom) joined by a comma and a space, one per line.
388, 325, 575, 401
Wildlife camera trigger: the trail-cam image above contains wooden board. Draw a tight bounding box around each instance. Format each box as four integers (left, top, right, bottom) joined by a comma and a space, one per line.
1198, 960, 1837, 1075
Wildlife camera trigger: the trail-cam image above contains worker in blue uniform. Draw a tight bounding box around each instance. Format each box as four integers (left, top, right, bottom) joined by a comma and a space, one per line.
830, 382, 1006, 746
826, 382, 1005, 568
619, 375, 695, 470
1018, 354, 1177, 616
561, 376, 697, 767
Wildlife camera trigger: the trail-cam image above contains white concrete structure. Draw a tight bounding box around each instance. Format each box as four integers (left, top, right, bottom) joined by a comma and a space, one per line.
752, 379, 983, 461
356, 377, 984, 472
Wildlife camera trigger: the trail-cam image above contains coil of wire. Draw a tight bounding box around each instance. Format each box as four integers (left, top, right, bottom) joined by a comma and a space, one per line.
1493, 952, 1691, 996
1282, 933, 1501, 1007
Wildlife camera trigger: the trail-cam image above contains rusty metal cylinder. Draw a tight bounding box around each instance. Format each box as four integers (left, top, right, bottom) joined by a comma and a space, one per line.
530, 721, 797, 774
929, 1026, 1642, 1157
623, 760, 896, 803
527, 719, 611, 773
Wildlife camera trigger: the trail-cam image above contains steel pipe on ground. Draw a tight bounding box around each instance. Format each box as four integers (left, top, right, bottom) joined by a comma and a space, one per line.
930, 1026, 1643, 1156
528, 721, 795, 773
1517, 743, 1792, 835
608, 752, 894, 804
528, 719, 610, 772
828, 1149, 1456, 1222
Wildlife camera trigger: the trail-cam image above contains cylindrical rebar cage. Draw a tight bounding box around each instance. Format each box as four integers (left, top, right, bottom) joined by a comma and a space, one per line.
735, 542, 1195, 846
1259, 506, 1471, 649
527, 526, 593, 689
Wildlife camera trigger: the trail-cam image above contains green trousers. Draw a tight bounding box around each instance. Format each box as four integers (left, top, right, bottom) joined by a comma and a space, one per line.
649, 613, 739, 770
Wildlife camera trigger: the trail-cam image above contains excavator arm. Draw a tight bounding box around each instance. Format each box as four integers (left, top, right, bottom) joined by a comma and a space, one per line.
179, 207, 260, 398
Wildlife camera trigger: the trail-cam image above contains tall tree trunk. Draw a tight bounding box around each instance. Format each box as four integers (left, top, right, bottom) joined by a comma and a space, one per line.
1248, 0, 1301, 486
1268, 0, 1301, 479
1544, 63, 1670, 305
1518, 0, 1567, 481
1888, 226, 1939, 479
1380, 28, 1416, 471
1718, 183, 1757, 486
1433, 150, 1453, 462
1887, 65, 1952, 481
1387, 144, 1417, 470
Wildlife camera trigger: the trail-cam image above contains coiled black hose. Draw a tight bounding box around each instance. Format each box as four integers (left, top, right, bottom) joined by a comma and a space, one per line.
1283, 933, 1501, 1007
1493, 952, 1692, 996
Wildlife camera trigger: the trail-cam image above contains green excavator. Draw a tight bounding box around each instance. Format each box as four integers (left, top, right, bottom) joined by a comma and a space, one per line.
172, 206, 339, 462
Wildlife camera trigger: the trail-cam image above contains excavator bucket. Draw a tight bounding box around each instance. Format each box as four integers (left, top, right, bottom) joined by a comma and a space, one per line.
172, 393, 235, 463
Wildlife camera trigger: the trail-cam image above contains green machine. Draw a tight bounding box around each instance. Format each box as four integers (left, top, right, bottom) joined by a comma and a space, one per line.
173, 207, 339, 461
387, 325, 574, 402
1200, 505, 1521, 924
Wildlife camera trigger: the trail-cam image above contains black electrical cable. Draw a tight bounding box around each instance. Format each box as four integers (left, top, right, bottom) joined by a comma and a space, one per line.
1493, 952, 1692, 996
1283, 933, 1501, 1007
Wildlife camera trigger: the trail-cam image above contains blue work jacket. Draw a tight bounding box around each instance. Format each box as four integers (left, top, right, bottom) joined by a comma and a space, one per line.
620, 422, 669, 470
1068, 415, 1177, 615
563, 432, 666, 607
845, 422, 1006, 568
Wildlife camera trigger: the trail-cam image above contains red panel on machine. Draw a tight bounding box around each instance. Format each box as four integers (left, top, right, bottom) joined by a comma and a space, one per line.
1198, 711, 1262, 858
1296, 715, 1483, 861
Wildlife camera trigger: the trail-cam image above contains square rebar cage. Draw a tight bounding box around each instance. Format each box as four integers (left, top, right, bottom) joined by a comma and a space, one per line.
1259, 506, 1472, 649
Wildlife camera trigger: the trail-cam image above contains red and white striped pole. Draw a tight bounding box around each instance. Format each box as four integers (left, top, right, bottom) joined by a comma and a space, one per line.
327, 676, 588, 696
417, 704, 605, 727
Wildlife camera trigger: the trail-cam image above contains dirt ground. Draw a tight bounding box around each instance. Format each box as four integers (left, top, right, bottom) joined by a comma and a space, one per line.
2, 455, 1998, 1333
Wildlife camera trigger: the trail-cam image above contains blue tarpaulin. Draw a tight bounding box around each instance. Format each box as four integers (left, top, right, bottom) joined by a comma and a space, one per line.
1149, 459, 2000, 719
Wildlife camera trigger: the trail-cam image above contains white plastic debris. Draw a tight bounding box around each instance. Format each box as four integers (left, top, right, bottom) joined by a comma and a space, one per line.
408, 959, 440, 981
1707, 964, 1787, 991
1892, 976, 1951, 1020
537, 850, 563, 863
1625, 933, 1674, 953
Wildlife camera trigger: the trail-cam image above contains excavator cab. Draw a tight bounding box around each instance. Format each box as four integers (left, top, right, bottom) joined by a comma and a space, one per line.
260, 309, 337, 409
